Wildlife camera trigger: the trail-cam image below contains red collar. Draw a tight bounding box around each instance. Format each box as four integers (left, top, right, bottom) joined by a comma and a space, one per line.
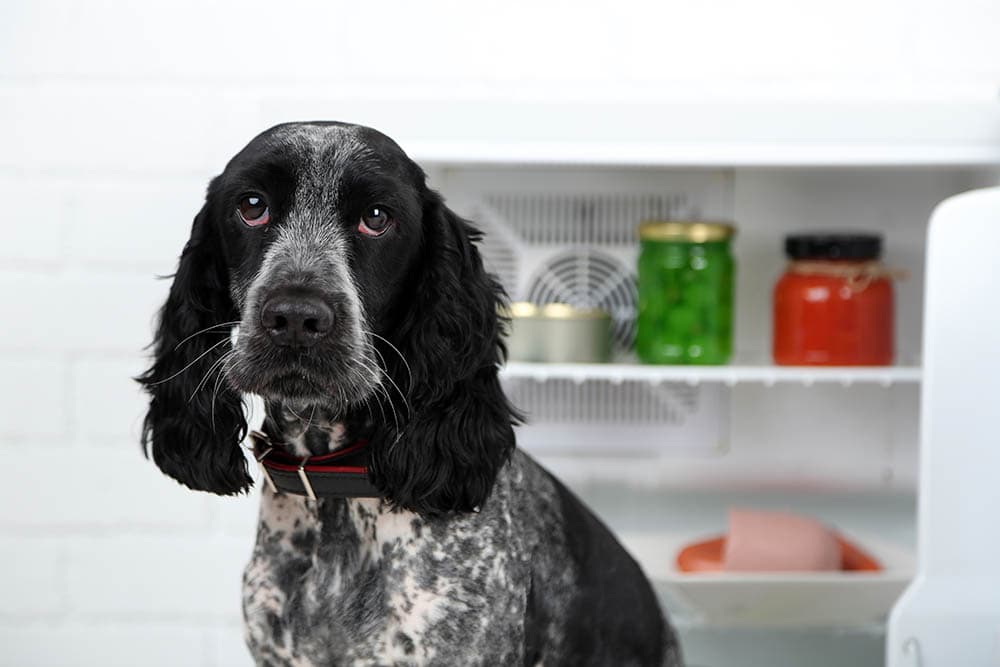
250, 430, 383, 500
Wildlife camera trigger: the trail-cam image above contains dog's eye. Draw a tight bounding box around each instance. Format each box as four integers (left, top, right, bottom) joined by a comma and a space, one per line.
238, 194, 270, 227
359, 206, 392, 237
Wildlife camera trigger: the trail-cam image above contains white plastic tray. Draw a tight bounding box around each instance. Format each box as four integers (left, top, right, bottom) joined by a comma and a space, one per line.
621, 532, 914, 628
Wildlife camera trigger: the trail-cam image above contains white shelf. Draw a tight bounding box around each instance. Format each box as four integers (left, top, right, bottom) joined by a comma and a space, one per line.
500, 361, 921, 387
262, 97, 1000, 167
411, 141, 1000, 169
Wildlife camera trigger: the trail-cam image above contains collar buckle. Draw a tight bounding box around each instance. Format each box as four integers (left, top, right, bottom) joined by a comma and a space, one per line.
254, 446, 279, 494
250, 430, 280, 495
297, 458, 318, 501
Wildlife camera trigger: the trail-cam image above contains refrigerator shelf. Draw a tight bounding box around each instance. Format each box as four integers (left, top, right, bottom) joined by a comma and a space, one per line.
263, 98, 1000, 168
501, 361, 921, 388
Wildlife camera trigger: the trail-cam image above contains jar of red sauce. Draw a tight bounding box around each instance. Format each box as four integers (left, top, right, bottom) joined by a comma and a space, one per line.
773, 234, 894, 366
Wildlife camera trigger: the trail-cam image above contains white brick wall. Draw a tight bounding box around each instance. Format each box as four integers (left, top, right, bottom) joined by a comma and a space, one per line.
2, 0, 997, 664
0, 625, 216, 667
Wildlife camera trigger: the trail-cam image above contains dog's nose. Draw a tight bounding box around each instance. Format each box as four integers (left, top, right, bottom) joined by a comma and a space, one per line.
260, 291, 334, 348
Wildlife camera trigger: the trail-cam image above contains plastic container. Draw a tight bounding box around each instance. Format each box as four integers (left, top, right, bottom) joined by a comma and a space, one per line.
773, 233, 894, 366
636, 221, 735, 365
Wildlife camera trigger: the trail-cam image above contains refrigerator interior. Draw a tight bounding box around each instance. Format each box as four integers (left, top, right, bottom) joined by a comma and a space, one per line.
425, 164, 998, 667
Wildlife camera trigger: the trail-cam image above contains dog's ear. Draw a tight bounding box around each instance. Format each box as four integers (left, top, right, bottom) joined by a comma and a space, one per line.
136, 194, 251, 495
370, 190, 519, 515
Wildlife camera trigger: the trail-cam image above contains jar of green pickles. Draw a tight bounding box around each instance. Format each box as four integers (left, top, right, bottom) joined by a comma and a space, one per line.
636, 221, 735, 365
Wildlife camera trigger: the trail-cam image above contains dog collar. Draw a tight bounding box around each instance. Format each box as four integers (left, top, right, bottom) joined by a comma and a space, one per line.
249, 430, 383, 500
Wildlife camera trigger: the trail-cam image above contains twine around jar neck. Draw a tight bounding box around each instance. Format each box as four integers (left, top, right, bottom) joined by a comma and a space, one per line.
788, 260, 907, 293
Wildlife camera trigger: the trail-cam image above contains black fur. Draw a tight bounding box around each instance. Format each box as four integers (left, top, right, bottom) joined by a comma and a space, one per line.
136, 199, 251, 495
368, 191, 519, 514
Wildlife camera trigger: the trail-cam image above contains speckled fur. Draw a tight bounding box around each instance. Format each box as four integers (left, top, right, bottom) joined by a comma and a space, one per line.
242, 419, 681, 667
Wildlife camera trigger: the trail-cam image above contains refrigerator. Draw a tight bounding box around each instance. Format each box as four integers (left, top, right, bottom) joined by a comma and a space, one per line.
308, 99, 1000, 666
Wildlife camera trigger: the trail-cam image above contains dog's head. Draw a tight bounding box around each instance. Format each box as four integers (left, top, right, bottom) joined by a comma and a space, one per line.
138, 121, 518, 514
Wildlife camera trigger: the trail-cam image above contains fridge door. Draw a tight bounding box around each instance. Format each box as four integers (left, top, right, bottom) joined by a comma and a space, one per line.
887, 187, 1000, 666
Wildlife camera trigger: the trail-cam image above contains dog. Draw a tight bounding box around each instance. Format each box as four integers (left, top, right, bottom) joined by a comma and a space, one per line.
138, 121, 682, 666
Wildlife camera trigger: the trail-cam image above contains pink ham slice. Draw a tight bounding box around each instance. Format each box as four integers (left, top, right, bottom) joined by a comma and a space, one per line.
723, 508, 841, 572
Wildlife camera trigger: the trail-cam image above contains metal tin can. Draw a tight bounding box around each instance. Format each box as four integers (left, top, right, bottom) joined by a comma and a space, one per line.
636, 221, 735, 365
503, 302, 613, 363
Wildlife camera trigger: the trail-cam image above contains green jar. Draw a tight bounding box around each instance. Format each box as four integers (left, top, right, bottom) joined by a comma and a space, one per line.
636, 221, 735, 365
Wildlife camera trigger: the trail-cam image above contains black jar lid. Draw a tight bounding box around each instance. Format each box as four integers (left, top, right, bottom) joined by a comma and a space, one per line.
785, 233, 882, 261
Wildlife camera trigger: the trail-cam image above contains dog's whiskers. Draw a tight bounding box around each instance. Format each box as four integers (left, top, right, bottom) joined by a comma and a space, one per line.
303, 404, 318, 433
150, 337, 231, 386
363, 376, 389, 433
358, 353, 400, 436
372, 377, 400, 438
189, 346, 234, 402
284, 402, 307, 422
364, 330, 413, 396
369, 344, 411, 417
172, 320, 241, 352
209, 352, 239, 433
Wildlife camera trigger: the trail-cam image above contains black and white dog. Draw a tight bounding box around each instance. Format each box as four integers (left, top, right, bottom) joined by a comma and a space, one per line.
138, 122, 682, 666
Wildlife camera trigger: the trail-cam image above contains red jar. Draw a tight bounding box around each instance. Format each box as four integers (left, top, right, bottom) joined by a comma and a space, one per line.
773, 234, 894, 366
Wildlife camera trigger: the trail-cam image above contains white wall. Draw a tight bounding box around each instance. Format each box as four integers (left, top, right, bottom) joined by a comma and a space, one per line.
1, 1, 998, 665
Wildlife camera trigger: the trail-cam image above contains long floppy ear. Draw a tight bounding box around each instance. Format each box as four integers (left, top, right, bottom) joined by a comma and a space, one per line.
136, 198, 251, 495
369, 190, 520, 515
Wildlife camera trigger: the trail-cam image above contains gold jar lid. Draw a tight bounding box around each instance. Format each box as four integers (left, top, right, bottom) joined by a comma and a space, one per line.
639, 221, 736, 243
504, 302, 609, 320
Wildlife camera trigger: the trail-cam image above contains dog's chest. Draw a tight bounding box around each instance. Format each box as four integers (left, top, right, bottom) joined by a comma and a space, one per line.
242, 492, 529, 666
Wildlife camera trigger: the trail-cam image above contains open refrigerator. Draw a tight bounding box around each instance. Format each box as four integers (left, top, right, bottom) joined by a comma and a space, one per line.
299, 100, 1000, 666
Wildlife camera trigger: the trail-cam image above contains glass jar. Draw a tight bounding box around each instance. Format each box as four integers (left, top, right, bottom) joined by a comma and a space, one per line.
636, 221, 735, 365
773, 233, 894, 366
